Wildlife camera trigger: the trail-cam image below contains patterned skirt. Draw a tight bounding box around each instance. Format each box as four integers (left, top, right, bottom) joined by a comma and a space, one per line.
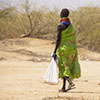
57, 35, 81, 80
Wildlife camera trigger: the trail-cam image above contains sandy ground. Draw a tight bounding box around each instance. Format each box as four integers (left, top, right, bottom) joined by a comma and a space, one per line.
0, 38, 100, 100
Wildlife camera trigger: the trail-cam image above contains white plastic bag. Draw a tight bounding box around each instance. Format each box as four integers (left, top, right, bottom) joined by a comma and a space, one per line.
43, 58, 59, 84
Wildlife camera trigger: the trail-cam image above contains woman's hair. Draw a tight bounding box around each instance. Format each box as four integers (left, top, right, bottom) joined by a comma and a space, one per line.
60, 8, 69, 18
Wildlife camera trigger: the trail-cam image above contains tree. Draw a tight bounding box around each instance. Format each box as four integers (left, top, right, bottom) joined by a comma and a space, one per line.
20, 0, 43, 38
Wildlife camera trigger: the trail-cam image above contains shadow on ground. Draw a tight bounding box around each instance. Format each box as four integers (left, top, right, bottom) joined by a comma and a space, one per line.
42, 96, 85, 100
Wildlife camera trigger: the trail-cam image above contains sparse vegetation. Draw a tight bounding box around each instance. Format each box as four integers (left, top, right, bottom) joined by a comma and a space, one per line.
0, 1, 100, 52
70, 7, 100, 52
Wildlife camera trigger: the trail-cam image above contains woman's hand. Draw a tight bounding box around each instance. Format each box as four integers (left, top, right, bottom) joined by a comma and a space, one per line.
52, 53, 57, 60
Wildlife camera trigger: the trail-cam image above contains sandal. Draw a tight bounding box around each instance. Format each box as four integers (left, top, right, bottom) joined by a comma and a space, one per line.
67, 83, 75, 90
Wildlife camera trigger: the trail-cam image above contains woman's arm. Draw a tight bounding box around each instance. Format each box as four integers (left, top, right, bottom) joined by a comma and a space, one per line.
53, 23, 68, 54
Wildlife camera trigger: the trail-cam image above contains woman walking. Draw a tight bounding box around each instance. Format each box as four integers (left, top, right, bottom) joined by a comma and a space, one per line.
52, 8, 81, 92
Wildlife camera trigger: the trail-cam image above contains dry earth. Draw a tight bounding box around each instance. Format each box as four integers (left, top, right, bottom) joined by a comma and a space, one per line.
0, 38, 100, 100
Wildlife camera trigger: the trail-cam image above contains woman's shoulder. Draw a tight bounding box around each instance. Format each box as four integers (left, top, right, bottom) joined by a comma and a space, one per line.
57, 23, 67, 31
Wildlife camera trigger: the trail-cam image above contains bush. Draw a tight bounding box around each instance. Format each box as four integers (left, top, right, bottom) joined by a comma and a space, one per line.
70, 6, 100, 52
0, 6, 100, 52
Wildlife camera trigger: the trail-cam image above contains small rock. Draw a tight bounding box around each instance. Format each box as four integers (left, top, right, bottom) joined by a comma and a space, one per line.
84, 80, 88, 82
98, 83, 100, 85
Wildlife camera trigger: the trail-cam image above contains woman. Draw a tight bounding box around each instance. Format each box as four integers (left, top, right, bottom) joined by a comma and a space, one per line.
52, 8, 81, 92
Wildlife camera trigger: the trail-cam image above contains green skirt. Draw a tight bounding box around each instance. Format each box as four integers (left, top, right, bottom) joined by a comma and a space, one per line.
57, 25, 81, 80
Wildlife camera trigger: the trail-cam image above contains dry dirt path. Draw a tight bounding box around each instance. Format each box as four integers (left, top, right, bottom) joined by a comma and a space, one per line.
0, 38, 100, 100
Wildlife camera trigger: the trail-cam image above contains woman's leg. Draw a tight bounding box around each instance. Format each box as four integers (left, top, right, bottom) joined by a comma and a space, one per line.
65, 76, 75, 89
59, 76, 75, 92
59, 77, 67, 92
62, 76, 66, 90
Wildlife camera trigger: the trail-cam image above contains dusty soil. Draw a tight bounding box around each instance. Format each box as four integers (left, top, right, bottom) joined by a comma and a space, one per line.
0, 38, 100, 100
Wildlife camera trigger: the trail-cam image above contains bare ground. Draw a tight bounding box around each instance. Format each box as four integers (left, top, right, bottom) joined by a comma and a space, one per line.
0, 38, 100, 100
